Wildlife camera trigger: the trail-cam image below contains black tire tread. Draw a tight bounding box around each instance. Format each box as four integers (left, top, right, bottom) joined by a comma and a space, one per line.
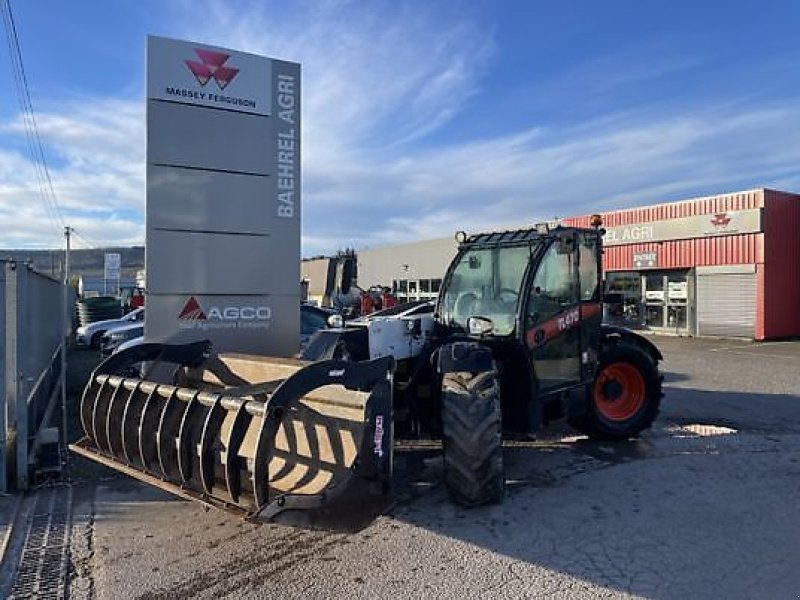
441, 367, 504, 506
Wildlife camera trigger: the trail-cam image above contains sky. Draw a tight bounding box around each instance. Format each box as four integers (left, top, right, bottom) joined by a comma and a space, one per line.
1, 0, 799, 255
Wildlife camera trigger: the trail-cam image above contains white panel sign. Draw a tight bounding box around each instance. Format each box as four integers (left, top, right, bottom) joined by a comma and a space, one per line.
147, 36, 271, 116
668, 281, 688, 300
104, 253, 121, 281
603, 208, 762, 246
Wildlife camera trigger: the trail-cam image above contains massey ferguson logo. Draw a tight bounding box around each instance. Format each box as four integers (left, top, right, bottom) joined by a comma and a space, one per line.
710, 213, 732, 230
185, 49, 239, 90
178, 297, 271, 330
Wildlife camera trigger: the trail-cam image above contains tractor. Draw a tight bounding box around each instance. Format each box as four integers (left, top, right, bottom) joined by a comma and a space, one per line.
71, 220, 661, 528
301, 221, 662, 505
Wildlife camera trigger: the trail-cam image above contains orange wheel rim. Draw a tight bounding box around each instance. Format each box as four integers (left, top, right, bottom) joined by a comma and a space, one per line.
594, 362, 645, 421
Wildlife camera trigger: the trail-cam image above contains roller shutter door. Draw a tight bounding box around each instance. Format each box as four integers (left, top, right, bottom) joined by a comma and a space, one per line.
696, 271, 756, 338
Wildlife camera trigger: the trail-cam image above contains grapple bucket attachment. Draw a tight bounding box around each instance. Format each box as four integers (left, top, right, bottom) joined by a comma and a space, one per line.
70, 341, 394, 531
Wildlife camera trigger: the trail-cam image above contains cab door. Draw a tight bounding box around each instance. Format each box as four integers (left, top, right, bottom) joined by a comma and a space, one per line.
523, 233, 582, 394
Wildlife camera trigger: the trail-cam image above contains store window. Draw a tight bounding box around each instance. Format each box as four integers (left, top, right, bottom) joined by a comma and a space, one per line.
605, 272, 643, 328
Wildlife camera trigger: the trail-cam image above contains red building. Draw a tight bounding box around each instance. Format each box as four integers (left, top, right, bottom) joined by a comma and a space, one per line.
564, 188, 800, 340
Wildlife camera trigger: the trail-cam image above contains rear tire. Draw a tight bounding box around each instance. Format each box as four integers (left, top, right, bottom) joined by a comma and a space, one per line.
569, 343, 661, 440
441, 368, 504, 506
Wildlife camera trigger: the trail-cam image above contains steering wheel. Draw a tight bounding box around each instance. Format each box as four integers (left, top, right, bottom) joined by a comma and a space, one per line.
494, 287, 519, 309
454, 292, 479, 319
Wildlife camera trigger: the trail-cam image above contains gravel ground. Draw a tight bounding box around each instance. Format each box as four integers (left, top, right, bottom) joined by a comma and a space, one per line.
36, 337, 800, 598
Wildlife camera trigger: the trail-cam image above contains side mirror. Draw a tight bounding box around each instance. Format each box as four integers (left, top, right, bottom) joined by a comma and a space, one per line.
327, 314, 344, 328
467, 316, 494, 336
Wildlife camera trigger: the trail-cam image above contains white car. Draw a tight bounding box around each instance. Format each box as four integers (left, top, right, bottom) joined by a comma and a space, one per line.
101, 322, 145, 356
75, 308, 145, 348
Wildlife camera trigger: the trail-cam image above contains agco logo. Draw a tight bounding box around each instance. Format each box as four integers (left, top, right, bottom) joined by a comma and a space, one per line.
178, 297, 271, 323
185, 49, 239, 90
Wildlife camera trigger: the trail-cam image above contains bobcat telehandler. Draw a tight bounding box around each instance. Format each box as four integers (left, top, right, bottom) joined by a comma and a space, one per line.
71, 219, 662, 530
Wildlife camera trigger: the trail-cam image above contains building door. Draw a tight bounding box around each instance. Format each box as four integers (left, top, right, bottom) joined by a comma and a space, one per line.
525, 235, 582, 394
696, 266, 756, 338
642, 270, 692, 334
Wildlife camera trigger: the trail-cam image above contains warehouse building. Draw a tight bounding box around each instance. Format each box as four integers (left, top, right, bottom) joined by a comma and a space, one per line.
356, 237, 457, 303
306, 188, 799, 340
563, 188, 800, 339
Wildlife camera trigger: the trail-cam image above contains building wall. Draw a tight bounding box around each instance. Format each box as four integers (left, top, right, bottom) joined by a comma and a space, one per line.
762, 189, 800, 339
301, 258, 334, 296
357, 237, 457, 289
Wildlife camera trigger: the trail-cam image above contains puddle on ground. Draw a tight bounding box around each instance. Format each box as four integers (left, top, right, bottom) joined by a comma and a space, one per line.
666, 423, 738, 438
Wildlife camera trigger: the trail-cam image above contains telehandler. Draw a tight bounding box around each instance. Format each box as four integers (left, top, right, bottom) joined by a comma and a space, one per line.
72, 219, 662, 529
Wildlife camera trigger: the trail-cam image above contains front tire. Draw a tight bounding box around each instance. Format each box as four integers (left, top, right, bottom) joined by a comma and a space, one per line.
569, 343, 662, 440
90, 331, 105, 349
441, 367, 504, 506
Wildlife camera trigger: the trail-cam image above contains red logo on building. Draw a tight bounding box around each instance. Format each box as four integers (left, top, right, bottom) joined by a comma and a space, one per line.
178, 296, 207, 321
185, 49, 239, 90
710, 213, 732, 229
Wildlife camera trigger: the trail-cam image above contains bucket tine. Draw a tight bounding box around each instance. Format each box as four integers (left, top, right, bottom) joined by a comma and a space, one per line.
199, 397, 227, 496
177, 391, 206, 484
222, 403, 250, 504
92, 378, 122, 453
106, 379, 136, 459
157, 387, 189, 481
139, 385, 165, 473
121, 382, 151, 466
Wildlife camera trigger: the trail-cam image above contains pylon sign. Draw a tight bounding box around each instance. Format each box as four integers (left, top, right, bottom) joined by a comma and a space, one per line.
145, 36, 301, 356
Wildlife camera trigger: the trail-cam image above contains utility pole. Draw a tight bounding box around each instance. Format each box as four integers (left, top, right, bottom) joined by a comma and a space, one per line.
61, 226, 72, 462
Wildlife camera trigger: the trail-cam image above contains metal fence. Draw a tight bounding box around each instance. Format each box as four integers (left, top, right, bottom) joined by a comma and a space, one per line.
2, 260, 68, 492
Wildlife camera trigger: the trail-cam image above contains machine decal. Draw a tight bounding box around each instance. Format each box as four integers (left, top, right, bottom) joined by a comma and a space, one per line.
525, 303, 602, 349
373, 415, 385, 458
185, 48, 240, 89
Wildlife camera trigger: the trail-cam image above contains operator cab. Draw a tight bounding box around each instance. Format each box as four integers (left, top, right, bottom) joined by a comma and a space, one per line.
436, 226, 604, 417
437, 227, 602, 339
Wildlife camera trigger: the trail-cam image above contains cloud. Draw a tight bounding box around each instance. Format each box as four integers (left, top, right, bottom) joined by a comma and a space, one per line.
302, 101, 800, 251
1, 1, 798, 257
0, 96, 144, 248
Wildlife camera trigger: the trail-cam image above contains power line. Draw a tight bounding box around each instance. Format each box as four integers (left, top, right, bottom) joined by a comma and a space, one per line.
70, 228, 97, 250
1, 0, 66, 241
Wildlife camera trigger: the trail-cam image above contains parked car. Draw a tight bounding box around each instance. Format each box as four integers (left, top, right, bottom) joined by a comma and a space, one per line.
111, 304, 335, 356
101, 322, 144, 357
301, 304, 337, 349
343, 300, 434, 326
75, 307, 144, 348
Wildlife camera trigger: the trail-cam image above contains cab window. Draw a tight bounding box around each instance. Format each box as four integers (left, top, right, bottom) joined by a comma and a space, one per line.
579, 234, 599, 301
526, 240, 577, 324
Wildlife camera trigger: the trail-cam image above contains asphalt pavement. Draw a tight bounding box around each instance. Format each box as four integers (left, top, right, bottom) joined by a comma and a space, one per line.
7, 336, 800, 599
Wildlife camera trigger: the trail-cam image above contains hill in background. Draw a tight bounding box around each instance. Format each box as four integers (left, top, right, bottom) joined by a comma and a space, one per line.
0, 246, 144, 278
